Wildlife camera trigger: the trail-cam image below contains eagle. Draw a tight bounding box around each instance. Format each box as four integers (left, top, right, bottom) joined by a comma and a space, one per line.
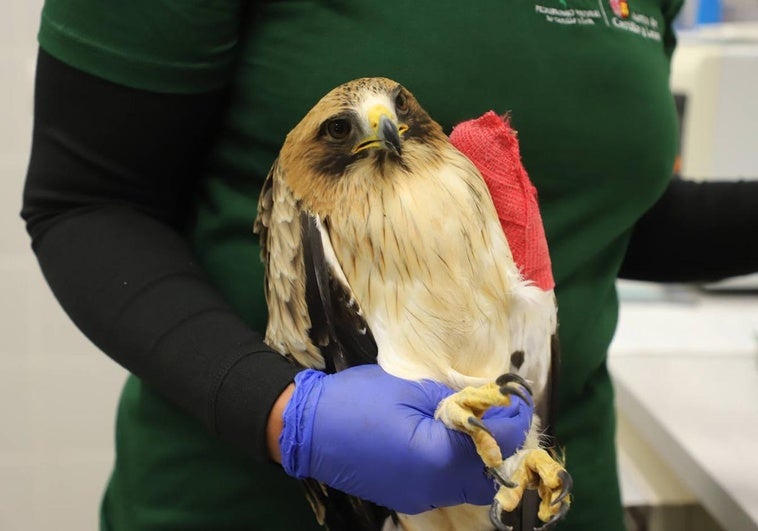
254, 77, 571, 531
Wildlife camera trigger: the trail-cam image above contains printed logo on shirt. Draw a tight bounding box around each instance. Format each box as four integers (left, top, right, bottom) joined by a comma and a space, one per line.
534, 2, 603, 25
533, 0, 662, 41
610, 0, 630, 19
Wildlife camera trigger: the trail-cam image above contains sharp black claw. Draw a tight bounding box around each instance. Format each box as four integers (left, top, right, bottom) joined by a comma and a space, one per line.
489, 500, 514, 531
468, 415, 494, 437
534, 501, 570, 530
551, 470, 573, 506
496, 374, 533, 406
487, 466, 517, 488
496, 373, 533, 395
501, 386, 531, 405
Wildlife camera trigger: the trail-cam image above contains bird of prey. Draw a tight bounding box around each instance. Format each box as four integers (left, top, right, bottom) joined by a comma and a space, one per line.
254, 77, 571, 530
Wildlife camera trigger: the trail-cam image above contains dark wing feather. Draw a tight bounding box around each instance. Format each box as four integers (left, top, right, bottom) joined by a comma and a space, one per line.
301, 212, 378, 371
299, 211, 394, 530
257, 165, 389, 529
546, 333, 561, 439
302, 478, 396, 531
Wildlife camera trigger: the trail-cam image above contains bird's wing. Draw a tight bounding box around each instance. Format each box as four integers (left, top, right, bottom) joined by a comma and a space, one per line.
255, 158, 323, 368
255, 159, 309, 360
300, 215, 391, 530
545, 332, 561, 438
256, 161, 391, 531
301, 212, 378, 372
255, 158, 378, 371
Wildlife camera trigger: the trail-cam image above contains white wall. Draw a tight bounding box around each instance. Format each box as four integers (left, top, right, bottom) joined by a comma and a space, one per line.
0, 2, 126, 530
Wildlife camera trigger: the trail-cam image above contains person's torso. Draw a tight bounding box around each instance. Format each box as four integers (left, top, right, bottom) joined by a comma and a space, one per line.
38, 2, 681, 529
194, 1, 680, 386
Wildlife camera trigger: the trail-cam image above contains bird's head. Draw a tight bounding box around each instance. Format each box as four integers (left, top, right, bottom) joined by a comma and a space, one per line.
278, 78, 449, 213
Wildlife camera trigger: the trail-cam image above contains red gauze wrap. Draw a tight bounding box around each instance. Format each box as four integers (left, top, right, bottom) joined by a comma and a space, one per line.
450, 111, 554, 291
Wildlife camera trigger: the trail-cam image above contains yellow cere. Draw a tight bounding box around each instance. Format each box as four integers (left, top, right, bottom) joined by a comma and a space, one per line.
367, 104, 394, 132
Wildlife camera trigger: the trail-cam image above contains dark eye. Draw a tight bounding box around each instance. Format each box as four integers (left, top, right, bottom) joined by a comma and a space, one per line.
395, 91, 409, 114
326, 119, 352, 140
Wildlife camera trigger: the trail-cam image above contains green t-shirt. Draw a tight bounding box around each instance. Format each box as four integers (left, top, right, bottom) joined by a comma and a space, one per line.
39, 1, 682, 529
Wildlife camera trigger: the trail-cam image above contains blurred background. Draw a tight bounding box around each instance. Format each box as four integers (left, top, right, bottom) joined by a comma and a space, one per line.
1, 2, 127, 530
1, 1, 756, 530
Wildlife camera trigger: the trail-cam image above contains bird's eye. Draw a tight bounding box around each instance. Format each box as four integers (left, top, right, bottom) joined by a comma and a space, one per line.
326, 119, 352, 140
395, 91, 409, 115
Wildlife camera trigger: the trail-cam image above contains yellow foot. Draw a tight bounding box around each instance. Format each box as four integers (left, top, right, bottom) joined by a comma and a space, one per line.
492, 448, 572, 530
435, 374, 532, 468
435, 372, 571, 530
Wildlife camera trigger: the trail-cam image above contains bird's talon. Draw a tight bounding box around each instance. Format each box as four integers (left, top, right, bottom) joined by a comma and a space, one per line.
534, 502, 569, 530
489, 501, 514, 531
500, 385, 530, 405
496, 373, 533, 395
468, 415, 494, 437
551, 470, 573, 505
496, 372, 533, 406
487, 466, 517, 488
438, 378, 569, 525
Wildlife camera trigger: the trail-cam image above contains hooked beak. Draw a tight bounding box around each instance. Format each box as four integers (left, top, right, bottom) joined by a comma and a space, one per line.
353, 104, 407, 156
379, 115, 402, 155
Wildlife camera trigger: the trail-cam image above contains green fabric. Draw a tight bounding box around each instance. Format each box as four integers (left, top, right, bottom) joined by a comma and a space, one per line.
40, 0, 683, 529
38, 0, 242, 93
101, 378, 320, 531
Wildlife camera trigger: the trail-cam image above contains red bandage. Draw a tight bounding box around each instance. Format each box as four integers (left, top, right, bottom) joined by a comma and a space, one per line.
450, 111, 554, 290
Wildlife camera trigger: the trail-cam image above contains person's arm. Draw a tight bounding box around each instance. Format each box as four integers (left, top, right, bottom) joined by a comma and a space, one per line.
22, 49, 300, 458
620, 178, 758, 283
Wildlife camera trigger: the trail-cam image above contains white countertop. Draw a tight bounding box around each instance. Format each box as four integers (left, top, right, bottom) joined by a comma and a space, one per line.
609, 282, 758, 531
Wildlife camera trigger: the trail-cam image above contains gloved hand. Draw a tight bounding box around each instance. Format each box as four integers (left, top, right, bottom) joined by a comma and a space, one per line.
279, 364, 532, 514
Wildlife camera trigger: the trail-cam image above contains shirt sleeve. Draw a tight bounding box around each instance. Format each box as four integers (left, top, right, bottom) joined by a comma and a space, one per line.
620, 177, 758, 283
38, 0, 244, 93
22, 49, 300, 459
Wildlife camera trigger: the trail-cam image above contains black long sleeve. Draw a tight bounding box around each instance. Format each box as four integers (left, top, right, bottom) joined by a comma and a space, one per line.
22, 49, 300, 459
620, 177, 758, 283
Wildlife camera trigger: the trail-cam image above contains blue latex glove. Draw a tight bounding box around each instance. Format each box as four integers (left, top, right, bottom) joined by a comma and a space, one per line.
279, 364, 532, 514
